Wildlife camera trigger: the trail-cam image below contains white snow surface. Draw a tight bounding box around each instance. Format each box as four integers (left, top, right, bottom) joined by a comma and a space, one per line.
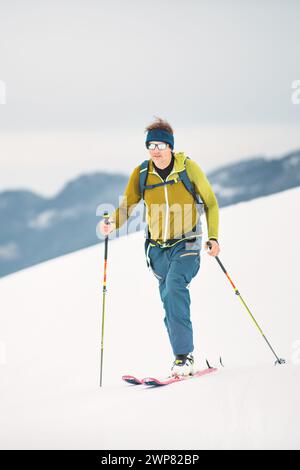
0, 187, 300, 450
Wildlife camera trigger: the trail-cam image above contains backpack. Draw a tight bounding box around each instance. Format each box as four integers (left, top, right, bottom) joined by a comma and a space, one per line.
139, 157, 204, 245
139, 157, 203, 206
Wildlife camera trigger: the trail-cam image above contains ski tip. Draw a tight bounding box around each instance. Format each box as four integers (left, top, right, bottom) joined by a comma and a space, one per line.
122, 375, 143, 385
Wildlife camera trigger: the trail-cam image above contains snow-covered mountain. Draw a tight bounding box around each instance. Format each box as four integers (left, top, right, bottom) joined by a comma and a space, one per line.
209, 148, 300, 205
0, 172, 128, 278
0, 149, 299, 279
0, 186, 299, 449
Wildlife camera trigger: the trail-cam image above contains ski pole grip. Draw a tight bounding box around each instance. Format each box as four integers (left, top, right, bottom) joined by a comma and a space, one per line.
207, 241, 212, 250
102, 212, 110, 225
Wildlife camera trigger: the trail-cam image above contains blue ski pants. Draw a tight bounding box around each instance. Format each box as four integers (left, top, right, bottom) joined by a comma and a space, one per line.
146, 237, 202, 356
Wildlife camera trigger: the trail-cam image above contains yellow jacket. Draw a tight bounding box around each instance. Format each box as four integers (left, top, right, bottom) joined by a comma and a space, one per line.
111, 152, 219, 243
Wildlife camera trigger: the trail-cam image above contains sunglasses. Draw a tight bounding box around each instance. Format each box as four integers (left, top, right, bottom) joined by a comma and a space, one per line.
147, 142, 168, 150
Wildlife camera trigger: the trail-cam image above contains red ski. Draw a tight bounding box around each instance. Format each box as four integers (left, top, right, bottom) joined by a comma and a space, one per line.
142, 368, 217, 386
122, 375, 143, 385
122, 368, 217, 387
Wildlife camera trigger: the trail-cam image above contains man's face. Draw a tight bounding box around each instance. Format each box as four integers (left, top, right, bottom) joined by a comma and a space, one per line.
147, 141, 172, 169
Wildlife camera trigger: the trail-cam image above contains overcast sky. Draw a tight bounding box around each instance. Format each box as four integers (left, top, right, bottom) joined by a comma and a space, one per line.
0, 0, 299, 195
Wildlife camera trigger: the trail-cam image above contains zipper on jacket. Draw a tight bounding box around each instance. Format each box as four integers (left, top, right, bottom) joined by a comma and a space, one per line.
163, 184, 169, 242
151, 168, 180, 243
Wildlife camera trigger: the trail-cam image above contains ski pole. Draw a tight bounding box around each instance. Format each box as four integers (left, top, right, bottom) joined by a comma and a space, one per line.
100, 212, 110, 387
207, 241, 285, 365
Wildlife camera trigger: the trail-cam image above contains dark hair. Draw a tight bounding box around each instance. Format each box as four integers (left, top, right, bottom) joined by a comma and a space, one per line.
145, 116, 174, 135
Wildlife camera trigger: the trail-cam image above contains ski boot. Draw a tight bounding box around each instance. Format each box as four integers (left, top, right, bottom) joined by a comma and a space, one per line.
171, 353, 194, 377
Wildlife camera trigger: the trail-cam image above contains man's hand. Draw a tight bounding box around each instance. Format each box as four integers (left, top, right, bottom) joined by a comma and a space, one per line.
99, 219, 116, 236
204, 240, 220, 257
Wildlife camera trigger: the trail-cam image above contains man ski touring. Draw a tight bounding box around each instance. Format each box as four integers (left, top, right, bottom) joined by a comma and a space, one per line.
100, 117, 220, 377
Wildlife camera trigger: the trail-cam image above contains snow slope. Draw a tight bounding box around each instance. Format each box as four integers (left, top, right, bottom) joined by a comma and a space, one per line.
0, 187, 299, 450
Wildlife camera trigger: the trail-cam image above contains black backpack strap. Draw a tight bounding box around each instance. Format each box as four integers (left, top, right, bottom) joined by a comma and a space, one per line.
139, 156, 203, 207
180, 168, 201, 204
180, 157, 204, 214
139, 160, 181, 195
139, 160, 149, 199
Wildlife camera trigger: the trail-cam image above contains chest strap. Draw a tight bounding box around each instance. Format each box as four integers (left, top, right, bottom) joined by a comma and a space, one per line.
143, 177, 180, 191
